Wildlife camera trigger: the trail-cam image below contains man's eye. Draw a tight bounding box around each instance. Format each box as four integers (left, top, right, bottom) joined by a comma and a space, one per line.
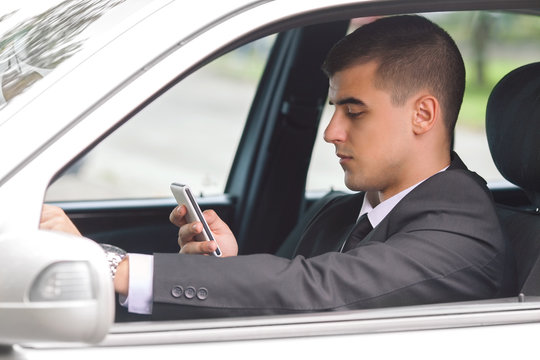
346, 105, 364, 118
347, 110, 364, 118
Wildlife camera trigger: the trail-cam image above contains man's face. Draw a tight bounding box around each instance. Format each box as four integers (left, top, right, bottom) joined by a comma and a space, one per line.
325, 61, 416, 199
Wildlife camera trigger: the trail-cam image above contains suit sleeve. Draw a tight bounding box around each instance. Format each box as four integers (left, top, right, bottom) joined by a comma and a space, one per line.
151, 170, 510, 319
152, 239, 500, 319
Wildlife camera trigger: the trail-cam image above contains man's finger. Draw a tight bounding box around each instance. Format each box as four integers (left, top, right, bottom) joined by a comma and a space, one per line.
178, 222, 202, 247
180, 240, 217, 255
169, 205, 188, 226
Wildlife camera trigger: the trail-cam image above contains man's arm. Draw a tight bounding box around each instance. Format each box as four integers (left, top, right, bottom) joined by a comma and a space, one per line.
151, 171, 510, 319
151, 228, 503, 318
40, 205, 132, 296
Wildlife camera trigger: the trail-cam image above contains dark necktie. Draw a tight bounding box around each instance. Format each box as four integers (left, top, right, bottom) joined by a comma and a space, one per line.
342, 213, 373, 252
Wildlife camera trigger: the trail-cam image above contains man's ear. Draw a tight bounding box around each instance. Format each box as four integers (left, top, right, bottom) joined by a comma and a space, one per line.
412, 95, 439, 135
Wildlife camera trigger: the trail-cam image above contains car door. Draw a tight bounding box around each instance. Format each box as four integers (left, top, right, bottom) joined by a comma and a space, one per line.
3, 1, 540, 358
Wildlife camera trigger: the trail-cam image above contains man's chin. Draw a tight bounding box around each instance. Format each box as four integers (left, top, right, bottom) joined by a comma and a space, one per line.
344, 175, 373, 192
343, 177, 362, 192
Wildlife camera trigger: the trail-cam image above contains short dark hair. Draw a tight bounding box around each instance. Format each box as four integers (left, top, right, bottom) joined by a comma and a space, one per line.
322, 15, 465, 135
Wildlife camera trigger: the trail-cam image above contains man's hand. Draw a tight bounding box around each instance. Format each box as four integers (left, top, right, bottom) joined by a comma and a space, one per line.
169, 205, 238, 257
40, 204, 82, 236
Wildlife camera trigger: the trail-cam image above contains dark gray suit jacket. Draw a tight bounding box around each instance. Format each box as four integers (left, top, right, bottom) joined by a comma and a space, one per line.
151, 153, 516, 319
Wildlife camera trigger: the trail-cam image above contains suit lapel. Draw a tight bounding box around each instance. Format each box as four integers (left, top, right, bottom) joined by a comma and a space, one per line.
295, 152, 476, 256
354, 152, 474, 246
294, 193, 363, 257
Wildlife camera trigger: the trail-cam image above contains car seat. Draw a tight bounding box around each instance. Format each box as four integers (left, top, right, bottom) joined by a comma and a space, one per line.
486, 62, 540, 296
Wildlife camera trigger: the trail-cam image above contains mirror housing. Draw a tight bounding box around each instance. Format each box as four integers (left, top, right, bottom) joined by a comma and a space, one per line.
0, 230, 114, 344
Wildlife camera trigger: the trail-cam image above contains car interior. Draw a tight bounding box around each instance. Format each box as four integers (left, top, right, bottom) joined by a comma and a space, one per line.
43, 8, 540, 323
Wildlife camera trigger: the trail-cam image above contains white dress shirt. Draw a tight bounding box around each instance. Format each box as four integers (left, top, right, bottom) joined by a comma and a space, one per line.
123, 167, 447, 314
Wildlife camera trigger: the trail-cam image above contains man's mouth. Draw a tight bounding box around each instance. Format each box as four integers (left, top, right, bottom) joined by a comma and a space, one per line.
337, 153, 352, 164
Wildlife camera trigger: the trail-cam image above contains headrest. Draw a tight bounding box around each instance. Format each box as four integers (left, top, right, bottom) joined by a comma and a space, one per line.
486, 62, 540, 207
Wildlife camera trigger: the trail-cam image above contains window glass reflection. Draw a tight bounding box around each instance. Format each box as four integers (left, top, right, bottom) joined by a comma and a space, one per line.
0, 0, 127, 109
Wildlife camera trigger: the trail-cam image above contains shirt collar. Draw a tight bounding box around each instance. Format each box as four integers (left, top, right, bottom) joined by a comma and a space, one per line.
359, 166, 449, 228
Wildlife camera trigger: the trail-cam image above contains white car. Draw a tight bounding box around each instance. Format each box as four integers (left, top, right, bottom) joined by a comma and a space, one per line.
1, 0, 539, 358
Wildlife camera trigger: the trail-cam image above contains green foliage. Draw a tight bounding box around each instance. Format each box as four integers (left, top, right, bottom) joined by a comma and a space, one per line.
459, 60, 531, 128
428, 11, 540, 129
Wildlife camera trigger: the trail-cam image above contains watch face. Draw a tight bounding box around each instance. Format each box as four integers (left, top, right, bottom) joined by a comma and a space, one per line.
101, 243, 127, 257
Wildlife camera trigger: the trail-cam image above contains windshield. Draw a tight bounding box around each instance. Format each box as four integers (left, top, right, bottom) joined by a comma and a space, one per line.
0, 0, 133, 110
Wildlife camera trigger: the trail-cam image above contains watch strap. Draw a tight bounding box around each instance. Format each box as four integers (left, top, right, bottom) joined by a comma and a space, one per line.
100, 243, 127, 279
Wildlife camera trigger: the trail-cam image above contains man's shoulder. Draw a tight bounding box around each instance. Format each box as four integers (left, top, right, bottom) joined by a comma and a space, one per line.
444, 151, 490, 192
422, 164, 491, 200
378, 159, 504, 249
391, 162, 498, 228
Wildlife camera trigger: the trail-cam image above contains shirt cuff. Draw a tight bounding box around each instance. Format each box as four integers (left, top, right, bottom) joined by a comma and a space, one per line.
119, 253, 154, 315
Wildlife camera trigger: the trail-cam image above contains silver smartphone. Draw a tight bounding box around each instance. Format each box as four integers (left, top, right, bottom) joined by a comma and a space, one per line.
170, 183, 222, 257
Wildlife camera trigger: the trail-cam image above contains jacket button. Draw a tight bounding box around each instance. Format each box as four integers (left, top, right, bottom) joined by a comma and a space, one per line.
197, 288, 208, 300
184, 286, 196, 299
171, 285, 183, 298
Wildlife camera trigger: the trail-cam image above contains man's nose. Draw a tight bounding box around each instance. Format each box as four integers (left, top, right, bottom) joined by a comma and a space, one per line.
323, 113, 346, 144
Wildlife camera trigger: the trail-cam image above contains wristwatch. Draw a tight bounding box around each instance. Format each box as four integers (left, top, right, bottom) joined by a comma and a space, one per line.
100, 244, 127, 279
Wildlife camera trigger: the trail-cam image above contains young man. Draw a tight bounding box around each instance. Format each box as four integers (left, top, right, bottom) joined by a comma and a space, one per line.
42, 15, 516, 318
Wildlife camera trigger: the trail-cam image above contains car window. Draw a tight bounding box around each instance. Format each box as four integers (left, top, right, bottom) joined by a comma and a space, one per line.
44, 35, 275, 201
306, 11, 540, 192
31, 6, 540, 335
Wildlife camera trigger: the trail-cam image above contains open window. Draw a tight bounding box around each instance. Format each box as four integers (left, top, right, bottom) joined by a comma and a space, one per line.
45, 36, 276, 202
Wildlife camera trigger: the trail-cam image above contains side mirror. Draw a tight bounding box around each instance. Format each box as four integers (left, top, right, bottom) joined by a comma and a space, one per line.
0, 230, 114, 344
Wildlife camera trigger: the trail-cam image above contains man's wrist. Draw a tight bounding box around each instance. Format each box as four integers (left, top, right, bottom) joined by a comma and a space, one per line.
114, 257, 129, 296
